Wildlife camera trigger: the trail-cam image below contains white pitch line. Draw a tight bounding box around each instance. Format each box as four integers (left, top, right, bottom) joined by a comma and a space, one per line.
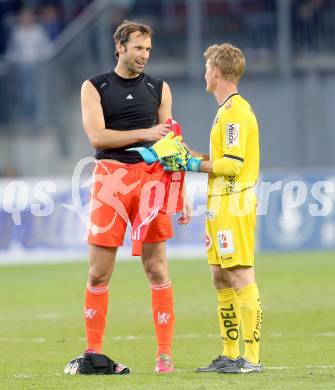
12, 365, 335, 378
76, 333, 219, 342
73, 332, 335, 341
314, 332, 335, 337
0, 337, 45, 343
2, 332, 335, 343
36, 313, 61, 319
266, 365, 335, 370
13, 373, 63, 378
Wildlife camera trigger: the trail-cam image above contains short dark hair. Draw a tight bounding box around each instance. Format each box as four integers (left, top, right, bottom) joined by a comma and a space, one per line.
114, 20, 153, 57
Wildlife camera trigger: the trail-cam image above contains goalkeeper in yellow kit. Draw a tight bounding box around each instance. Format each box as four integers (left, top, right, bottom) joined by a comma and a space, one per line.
160, 43, 263, 373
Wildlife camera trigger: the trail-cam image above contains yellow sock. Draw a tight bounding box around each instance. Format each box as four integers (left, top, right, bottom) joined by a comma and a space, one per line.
236, 283, 262, 364
217, 288, 240, 359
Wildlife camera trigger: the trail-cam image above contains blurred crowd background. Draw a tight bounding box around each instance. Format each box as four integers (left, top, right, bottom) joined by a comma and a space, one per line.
0, 0, 334, 177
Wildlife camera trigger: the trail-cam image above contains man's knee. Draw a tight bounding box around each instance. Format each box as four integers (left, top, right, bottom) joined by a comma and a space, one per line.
212, 274, 231, 290
142, 242, 169, 284
88, 245, 117, 286
211, 266, 231, 290
228, 266, 255, 290
88, 270, 110, 286
143, 259, 168, 284
146, 265, 167, 284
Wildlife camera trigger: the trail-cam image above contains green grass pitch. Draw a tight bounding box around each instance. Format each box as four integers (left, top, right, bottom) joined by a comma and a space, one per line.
1, 252, 335, 389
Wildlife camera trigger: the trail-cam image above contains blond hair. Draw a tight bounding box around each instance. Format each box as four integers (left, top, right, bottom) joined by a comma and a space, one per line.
204, 43, 245, 84
114, 20, 153, 57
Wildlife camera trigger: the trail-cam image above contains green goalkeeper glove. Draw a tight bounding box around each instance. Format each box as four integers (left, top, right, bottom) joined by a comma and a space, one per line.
160, 145, 203, 172
127, 131, 183, 163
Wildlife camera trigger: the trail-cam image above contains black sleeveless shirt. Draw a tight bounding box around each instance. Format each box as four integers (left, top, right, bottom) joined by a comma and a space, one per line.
89, 71, 163, 163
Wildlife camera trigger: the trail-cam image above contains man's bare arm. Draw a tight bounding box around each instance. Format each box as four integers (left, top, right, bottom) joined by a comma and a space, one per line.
81, 81, 171, 149
157, 81, 173, 124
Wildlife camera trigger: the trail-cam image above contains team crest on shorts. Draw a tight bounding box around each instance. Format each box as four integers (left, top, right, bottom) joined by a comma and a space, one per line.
205, 233, 212, 250
217, 230, 235, 255
205, 210, 216, 220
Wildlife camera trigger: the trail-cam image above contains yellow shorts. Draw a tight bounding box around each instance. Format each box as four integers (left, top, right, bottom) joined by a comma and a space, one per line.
206, 188, 257, 269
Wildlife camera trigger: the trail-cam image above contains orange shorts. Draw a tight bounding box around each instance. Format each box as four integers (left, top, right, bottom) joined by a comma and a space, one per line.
86, 160, 173, 248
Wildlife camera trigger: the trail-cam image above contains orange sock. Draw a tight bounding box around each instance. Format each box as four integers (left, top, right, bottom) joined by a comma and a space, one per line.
84, 282, 108, 353
151, 281, 175, 357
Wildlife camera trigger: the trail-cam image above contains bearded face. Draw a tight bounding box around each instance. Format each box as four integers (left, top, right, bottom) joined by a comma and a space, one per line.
117, 32, 152, 76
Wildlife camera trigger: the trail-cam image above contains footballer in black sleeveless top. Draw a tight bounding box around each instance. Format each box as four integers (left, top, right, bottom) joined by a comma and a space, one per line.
89, 70, 163, 163
67, 21, 190, 375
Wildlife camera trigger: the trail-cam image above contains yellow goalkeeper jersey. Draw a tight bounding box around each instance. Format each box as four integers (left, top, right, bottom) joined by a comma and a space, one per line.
208, 93, 259, 196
